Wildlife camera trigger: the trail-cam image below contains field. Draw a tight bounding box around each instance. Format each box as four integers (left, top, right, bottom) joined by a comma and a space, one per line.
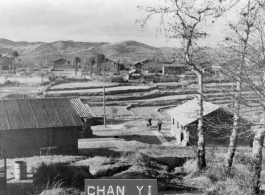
46, 85, 153, 94
0, 76, 48, 84
49, 81, 119, 90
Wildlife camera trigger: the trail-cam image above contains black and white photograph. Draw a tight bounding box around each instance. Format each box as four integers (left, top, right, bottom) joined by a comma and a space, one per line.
0, 0, 265, 194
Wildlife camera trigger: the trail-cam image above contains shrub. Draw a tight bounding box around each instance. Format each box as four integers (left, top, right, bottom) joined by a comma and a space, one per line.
4, 80, 20, 86
205, 164, 236, 183
48, 75, 58, 82
234, 151, 252, 166
183, 159, 199, 177
206, 170, 253, 195
94, 165, 131, 178
33, 163, 94, 190
39, 81, 50, 86
111, 76, 126, 83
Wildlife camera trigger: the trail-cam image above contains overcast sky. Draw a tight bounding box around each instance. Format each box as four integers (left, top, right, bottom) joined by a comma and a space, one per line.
0, 0, 230, 48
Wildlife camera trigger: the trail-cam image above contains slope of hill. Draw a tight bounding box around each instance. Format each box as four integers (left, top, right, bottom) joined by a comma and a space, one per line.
0, 38, 176, 65
0, 38, 43, 49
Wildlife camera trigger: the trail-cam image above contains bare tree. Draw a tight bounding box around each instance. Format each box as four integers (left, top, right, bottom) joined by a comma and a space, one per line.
88, 56, 95, 76
74, 56, 81, 78
95, 54, 107, 77
213, 1, 265, 192
221, 0, 262, 169
10, 50, 19, 72
137, 0, 239, 170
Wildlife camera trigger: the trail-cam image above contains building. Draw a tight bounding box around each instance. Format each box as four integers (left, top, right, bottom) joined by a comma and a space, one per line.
0, 98, 88, 158
132, 59, 150, 72
71, 98, 96, 137
53, 58, 70, 70
124, 69, 142, 80
162, 64, 188, 75
167, 99, 250, 146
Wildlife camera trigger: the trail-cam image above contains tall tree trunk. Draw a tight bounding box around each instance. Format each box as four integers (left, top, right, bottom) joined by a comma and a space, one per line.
252, 115, 265, 194
226, 79, 241, 168
197, 72, 206, 170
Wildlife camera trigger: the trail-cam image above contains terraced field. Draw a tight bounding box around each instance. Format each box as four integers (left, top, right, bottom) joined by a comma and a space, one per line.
33, 80, 263, 124
49, 82, 119, 90
90, 106, 133, 116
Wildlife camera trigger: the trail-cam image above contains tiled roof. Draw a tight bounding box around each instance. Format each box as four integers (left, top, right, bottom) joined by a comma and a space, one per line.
167, 98, 220, 127
0, 98, 83, 130
162, 64, 188, 67
70, 98, 96, 117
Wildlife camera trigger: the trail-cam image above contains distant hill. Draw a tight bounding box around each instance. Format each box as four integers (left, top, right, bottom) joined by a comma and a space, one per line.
0, 38, 178, 66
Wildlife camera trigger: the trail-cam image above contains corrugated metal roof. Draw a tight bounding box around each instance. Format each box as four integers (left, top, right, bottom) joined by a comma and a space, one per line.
0, 98, 83, 130
70, 98, 96, 117
167, 98, 220, 127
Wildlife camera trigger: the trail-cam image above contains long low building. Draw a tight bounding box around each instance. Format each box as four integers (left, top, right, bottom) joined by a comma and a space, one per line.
167, 98, 251, 146
0, 98, 87, 158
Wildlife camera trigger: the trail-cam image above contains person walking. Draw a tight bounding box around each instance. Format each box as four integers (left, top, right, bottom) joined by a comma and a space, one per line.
147, 117, 152, 127
157, 120, 162, 133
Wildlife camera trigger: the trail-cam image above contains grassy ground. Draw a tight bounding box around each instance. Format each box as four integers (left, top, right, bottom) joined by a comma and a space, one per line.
2, 117, 265, 195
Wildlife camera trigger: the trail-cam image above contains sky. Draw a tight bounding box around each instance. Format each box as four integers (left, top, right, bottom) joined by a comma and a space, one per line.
0, 0, 231, 48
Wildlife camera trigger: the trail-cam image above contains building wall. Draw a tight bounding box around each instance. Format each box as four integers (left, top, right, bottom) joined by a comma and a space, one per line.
0, 127, 79, 158
170, 109, 243, 146
171, 109, 251, 147
163, 66, 186, 75
170, 116, 185, 144
53, 60, 70, 70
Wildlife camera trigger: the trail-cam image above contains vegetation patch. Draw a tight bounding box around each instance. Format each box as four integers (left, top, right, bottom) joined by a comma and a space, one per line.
33, 162, 94, 190
94, 164, 132, 178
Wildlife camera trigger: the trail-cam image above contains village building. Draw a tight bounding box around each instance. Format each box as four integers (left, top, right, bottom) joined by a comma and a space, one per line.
71, 98, 96, 137
167, 99, 250, 146
0, 98, 93, 158
131, 59, 150, 72
124, 69, 142, 80
162, 64, 188, 75
53, 58, 71, 70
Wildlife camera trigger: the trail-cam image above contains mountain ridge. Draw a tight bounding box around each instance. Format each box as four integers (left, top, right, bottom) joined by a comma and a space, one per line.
0, 38, 177, 64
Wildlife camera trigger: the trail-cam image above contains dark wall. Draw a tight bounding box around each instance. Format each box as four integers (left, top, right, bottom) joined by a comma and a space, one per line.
187, 109, 251, 147
0, 127, 79, 158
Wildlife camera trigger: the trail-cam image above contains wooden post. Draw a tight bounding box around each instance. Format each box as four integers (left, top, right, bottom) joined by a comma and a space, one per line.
103, 86, 106, 127
0, 150, 6, 192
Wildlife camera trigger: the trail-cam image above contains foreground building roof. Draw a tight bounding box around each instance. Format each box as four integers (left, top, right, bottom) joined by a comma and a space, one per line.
0, 98, 84, 130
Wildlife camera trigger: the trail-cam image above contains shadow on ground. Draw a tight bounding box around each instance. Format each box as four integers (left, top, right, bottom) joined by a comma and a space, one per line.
78, 147, 123, 157
92, 134, 163, 145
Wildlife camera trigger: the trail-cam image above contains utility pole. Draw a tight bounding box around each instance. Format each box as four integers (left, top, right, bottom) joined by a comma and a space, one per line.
103, 86, 106, 127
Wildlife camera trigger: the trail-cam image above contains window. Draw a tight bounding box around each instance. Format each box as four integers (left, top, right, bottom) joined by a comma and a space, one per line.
181, 132, 184, 141
173, 118, 174, 125
42, 129, 55, 147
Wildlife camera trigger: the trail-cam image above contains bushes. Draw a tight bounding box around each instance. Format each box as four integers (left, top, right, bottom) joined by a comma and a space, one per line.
94, 164, 131, 178
205, 164, 236, 183
183, 159, 199, 177
4, 80, 20, 86
110, 76, 127, 83
205, 170, 253, 195
48, 75, 58, 82
33, 163, 94, 190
